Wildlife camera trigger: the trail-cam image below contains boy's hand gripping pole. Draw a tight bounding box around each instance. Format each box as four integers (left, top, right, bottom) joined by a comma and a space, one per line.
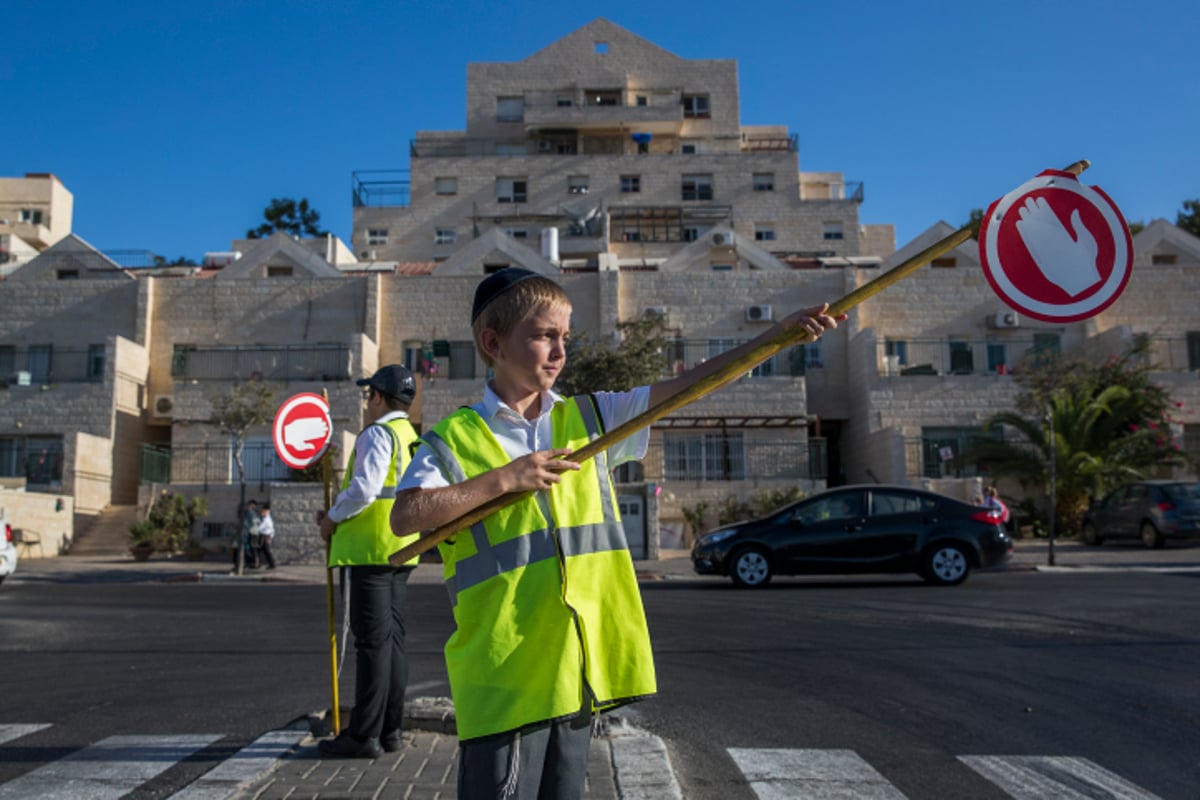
388, 160, 1091, 566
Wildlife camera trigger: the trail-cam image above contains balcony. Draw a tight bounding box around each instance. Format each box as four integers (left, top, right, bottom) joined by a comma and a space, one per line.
0, 346, 106, 385
522, 88, 685, 134
352, 170, 410, 208
741, 133, 798, 152
171, 345, 351, 383
641, 435, 827, 482
876, 336, 1065, 377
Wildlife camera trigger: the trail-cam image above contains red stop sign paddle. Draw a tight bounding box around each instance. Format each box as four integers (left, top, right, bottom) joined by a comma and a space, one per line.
272, 393, 333, 469
979, 169, 1132, 323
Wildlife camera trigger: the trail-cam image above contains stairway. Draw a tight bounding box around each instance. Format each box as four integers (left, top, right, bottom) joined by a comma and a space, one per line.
68, 505, 141, 556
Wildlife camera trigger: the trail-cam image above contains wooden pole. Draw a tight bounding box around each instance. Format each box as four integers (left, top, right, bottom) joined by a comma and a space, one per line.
321, 388, 340, 735
387, 160, 1091, 567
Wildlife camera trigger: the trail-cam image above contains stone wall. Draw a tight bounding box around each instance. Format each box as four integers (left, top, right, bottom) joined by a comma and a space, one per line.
0, 487, 73, 558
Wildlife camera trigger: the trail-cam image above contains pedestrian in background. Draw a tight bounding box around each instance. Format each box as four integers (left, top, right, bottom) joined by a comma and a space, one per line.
232, 498, 259, 571
317, 365, 422, 759
257, 502, 276, 570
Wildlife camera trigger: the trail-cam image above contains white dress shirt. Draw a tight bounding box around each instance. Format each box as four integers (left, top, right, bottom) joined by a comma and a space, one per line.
329, 410, 410, 523
398, 384, 650, 491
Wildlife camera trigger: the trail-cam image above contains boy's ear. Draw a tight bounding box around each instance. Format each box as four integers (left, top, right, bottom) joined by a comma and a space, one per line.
479, 328, 502, 361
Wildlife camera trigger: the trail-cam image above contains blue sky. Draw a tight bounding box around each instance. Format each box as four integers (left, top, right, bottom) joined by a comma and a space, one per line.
6, 0, 1197, 262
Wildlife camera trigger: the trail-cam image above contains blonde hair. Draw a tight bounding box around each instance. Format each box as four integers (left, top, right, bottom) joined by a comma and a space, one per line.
471, 276, 571, 367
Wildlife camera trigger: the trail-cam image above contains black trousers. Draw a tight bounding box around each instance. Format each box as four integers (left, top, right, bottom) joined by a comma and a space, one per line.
458, 708, 593, 800
345, 565, 413, 740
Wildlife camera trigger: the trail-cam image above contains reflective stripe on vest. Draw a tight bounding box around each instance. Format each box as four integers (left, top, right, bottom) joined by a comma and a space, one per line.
328, 417, 420, 567
420, 397, 656, 740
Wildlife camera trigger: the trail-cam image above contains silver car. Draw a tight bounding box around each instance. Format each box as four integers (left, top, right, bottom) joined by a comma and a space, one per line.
1082, 481, 1200, 548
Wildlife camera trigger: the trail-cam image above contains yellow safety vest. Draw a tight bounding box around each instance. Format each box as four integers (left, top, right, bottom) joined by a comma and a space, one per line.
328, 416, 420, 567
420, 396, 657, 741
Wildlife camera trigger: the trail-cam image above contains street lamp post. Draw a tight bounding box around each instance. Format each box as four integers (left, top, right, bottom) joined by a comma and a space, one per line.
1046, 408, 1056, 567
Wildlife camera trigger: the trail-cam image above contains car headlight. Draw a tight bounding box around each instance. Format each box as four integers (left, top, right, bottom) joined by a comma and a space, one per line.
699, 529, 737, 546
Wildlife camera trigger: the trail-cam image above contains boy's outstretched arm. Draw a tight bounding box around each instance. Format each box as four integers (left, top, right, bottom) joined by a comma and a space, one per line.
648, 303, 847, 406
390, 449, 581, 538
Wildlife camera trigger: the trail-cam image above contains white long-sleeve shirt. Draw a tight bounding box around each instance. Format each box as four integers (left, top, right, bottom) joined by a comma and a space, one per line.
257, 513, 275, 539
328, 410, 410, 523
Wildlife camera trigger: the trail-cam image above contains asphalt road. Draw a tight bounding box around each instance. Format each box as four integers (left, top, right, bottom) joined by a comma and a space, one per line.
1, 551, 1198, 798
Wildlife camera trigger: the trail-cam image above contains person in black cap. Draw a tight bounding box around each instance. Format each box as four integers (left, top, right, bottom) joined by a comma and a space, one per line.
316, 364, 422, 759
392, 268, 846, 798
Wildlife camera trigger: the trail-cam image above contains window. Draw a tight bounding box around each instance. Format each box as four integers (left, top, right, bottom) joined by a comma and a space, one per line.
496, 178, 528, 203
435, 228, 457, 245
568, 175, 589, 194
56, 269, 79, 280
620, 175, 640, 193
594, 42, 608, 54
556, 97, 573, 107
1152, 254, 1178, 265
0, 437, 26, 477
1188, 332, 1200, 371
267, 266, 293, 277
682, 94, 710, 118
367, 228, 389, 246
636, 95, 647, 106
27, 345, 51, 383
0, 346, 12, 377
787, 341, 823, 375
681, 174, 714, 201
435, 177, 458, 195
754, 225, 776, 242
711, 264, 733, 271
586, 89, 621, 106
987, 343, 1009, 374
496, 96, 524, 122
931, 257, 957, 267
871, 491, 935, 516
949, 340, 973, 374
19, 209, 43, 225
621, 229, 641, 242
885, 339, 908, 366
502, 228, 527, 239
683, 227, 701, 242
87, 344, 105, 380
823, 222, 844, 240
495, 142, 527, 155
680, 140, 703, 155
663, 431, 745, 481
753, 173, 775, 192
24, 436, 63, 485
921, 427, 999, 479
447, 340, 476, 380
1031, 333, 1061, 367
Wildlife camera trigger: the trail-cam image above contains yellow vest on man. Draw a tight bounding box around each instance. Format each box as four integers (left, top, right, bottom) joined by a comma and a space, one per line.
420, 396, 657, 741
328, 416, 420, 567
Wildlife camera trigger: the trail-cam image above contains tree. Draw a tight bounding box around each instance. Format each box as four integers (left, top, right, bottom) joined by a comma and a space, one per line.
246, 197, 327, 239
964, 208, 984, 230
1176, 198, 1200, 238
556, 315, 670, 395
210, 381, 276, 573
152, 255, 197, 267
966, 337, 1189, 535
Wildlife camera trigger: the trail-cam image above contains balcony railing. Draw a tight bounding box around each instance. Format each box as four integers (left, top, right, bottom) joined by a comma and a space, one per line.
352, 170, 410, 208
171, 345, 350, 382
0, 346, 105, 384
640, 436, 827, 482
875, 336, 1070, 378
741, 133, 798, 152
656, 339, 821, 379
140, 442, 312, 488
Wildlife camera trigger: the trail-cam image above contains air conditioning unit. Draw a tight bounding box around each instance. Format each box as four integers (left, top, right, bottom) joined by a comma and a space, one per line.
152, 394, 174, 418
711, 232, 732, 246
991, 311, 1020, 328
642, 306, 668, 321
745, 304, 773, 322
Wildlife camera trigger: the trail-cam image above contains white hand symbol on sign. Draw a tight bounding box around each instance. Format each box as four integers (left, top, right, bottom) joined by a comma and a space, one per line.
1015, 197, 1100, 296
284, 417, 328, 451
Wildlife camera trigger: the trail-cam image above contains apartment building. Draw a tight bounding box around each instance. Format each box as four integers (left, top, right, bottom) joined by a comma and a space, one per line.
1, 20, 1197, 561
0, 173, 74, 276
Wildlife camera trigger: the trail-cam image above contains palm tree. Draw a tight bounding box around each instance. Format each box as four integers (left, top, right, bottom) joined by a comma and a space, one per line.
969, 381, 1182, 536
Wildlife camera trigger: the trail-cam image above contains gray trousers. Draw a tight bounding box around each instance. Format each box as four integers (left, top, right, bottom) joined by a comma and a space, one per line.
457, 708, 592, 800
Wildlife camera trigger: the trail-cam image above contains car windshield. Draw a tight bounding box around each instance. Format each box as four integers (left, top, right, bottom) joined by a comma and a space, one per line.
1162, 483, 1200, 501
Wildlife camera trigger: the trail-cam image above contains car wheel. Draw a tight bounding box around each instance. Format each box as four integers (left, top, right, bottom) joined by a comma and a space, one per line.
922, 543, 970, 586
1082, 522, 1103, 546
730, 547, 772, 589
1141, 522, 1164, 549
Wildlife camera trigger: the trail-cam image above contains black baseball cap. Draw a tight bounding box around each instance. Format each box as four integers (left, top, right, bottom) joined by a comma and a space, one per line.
471, 268, 541, 322
356, 364, 416, 405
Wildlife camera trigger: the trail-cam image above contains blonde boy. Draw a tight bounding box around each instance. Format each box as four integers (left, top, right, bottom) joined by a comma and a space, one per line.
392, 268, 843, 799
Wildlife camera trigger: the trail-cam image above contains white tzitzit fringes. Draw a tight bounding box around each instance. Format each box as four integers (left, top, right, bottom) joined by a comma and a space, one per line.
500, 730, 521, 799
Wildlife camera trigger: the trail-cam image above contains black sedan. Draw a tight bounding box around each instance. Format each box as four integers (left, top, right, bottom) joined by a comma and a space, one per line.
691, 485, 1012, 588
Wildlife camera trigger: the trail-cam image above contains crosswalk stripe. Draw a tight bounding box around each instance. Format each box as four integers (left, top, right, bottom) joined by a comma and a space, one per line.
0, 724, 51, 746
728, 748, 908, 799
167, 729, 307, 800
0, 733, 221, 800
959, 755, 1163, 800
